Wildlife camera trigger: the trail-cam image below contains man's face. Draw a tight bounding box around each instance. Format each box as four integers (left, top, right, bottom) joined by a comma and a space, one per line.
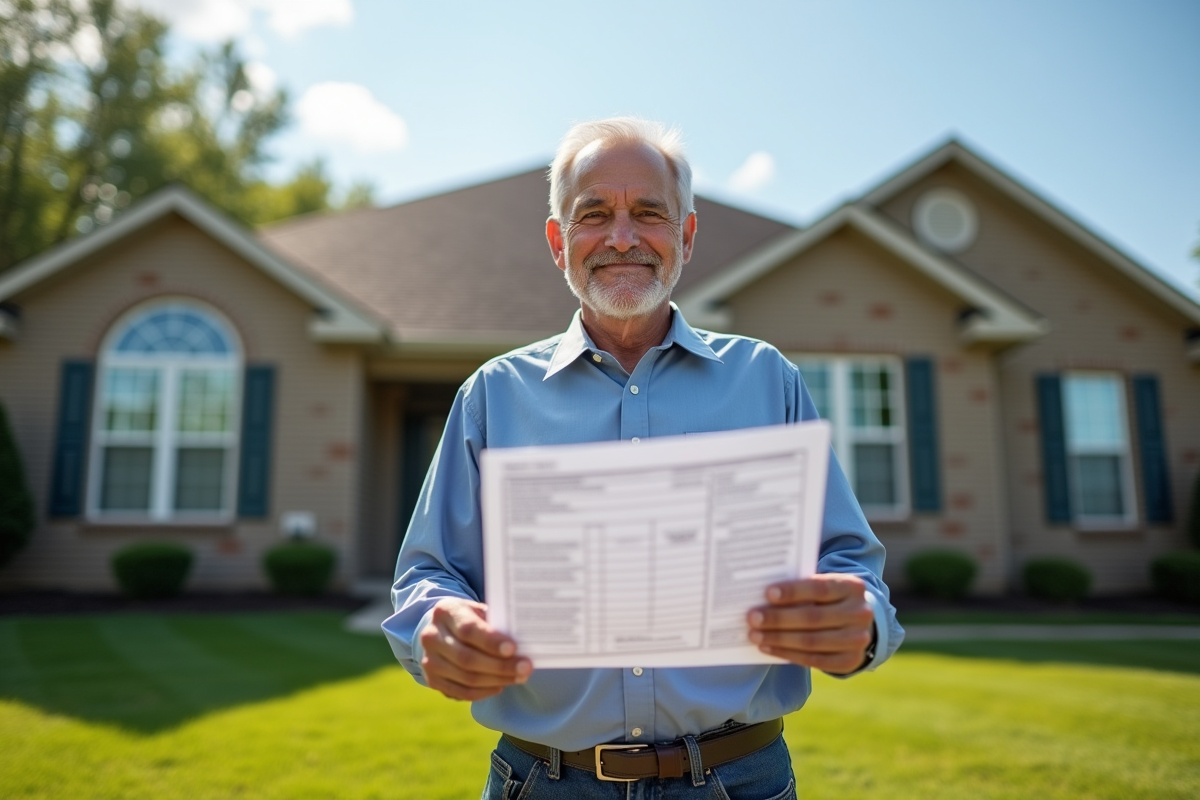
548, 139, 696, 320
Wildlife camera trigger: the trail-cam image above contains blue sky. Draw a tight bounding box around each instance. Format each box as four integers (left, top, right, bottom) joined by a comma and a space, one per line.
141, 0, 1200, 295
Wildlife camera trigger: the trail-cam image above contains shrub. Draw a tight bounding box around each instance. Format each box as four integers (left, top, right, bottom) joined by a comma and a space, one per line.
1150, 552, 1200, 605
906, 549, 978, 599
1023, 557, 1092, 602
111, 542, 194, 599
0, 401, 36, 569
263, 541, 337, 595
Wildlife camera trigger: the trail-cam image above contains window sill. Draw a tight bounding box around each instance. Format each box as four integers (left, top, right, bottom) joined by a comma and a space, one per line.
80, 519, 236, 536
1075, 526, 1144, 541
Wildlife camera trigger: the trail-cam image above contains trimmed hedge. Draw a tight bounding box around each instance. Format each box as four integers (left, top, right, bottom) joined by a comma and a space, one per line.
0, 401, 35, 569
1150, 552, 1200, 605
111, 542, 194, 599
1023, 557, 1091, 602
263, 541, 337, 596
906, 549, 978, 600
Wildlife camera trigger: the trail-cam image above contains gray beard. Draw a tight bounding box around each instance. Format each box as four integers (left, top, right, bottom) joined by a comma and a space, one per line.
564, 248, 682, 320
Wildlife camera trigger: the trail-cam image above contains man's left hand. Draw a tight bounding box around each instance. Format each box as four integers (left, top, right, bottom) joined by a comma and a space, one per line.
746, 574, 875, 675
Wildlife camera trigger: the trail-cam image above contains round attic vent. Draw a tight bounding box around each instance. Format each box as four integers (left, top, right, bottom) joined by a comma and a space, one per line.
913, 188, 978, 253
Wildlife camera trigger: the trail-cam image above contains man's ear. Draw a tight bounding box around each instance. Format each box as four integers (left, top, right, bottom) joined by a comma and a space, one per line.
680, 212, 698, 264
546, 217, 566, 271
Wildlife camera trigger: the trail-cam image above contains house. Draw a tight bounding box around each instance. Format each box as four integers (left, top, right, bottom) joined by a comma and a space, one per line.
0, 140, 1196, 595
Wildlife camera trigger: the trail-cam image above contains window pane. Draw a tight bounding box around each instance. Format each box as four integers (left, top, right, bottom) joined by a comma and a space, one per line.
178, 370, 235, 432
853, 443, 896, 506
175, 448, 226, 511
798, 363, 831, 419
100, 447, 153, 510
114, 306, 233, 355
103, 369, 159, 432
1075, 455, 1124, 517
850, 364, 896, 429
1064, 376, 1125, 448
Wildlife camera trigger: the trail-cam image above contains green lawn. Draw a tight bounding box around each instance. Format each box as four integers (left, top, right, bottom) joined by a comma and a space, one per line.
1, 612, 1198, 799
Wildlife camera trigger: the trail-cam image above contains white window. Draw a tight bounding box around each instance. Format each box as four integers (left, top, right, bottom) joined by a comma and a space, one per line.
88, 301, 241, 521
1063, 373, 1135, 527
794, 357, 909, 520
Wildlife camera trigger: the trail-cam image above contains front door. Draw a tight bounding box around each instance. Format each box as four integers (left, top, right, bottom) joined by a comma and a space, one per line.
397, 384, 458, 552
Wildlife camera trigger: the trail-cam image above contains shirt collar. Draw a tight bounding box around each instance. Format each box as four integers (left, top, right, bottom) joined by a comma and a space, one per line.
543, 302, 722, 381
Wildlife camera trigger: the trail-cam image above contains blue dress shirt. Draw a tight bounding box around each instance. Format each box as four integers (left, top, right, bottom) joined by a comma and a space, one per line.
383, 306, 904, 751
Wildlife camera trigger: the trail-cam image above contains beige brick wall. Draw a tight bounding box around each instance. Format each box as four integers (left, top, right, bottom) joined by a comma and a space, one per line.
879, 163, 1200, 591
0, 214, 365, 592
724, 227, 1012, 593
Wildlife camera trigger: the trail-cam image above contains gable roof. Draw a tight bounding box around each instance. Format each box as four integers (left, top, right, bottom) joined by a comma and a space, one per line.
863, 139, 1200, 326
0, 185, 387, 343
675, 203, 1049, 345
259, 167, 796, 352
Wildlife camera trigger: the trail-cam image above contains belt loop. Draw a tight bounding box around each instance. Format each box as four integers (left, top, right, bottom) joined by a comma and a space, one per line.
683, 734, 705, 787
547, 747, 561, 780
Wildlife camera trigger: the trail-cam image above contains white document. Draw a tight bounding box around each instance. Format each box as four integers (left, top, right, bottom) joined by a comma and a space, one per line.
481, 422, 831, 668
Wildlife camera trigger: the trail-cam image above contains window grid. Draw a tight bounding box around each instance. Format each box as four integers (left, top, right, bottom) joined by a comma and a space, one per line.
796, 357, 909, 519
1062, 373, 1136, 527
88, 303, 241, 522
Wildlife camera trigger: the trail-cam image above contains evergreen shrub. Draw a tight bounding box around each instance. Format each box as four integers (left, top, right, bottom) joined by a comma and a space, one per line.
1023, 557, 1092, 602
1150, 552, 1200, 605
0, 401, 36, 568
1188, 469, 1200, 549
263, 541, 337, 595
906, 549, 978, 599
111, 542, 194, 598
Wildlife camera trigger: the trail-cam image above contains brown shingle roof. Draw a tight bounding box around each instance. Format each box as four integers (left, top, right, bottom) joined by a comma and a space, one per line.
258, 168, 796, 343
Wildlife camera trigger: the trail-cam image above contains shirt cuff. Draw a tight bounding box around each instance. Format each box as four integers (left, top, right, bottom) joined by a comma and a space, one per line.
828, 589, 890, 680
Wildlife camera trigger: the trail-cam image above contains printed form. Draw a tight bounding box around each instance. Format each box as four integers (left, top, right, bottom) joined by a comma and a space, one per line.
482, 422, 831, 668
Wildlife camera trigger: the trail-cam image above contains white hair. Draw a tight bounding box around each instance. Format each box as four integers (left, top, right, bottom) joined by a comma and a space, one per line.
548, 117, 694, 223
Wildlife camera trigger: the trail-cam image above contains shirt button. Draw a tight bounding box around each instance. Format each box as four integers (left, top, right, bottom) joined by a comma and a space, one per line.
630, 385, 639, 394
632, 667, 643, 676
631, 437, 640, 444
631, 727, 643, 737
592, 353, 602, 363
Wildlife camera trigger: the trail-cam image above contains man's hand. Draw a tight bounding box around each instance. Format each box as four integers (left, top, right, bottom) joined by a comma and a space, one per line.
418, 598, 532, 701
746, 574, 875, 675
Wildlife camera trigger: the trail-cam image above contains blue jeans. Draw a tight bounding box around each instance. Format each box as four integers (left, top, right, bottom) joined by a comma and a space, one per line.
481, 730, 796, 800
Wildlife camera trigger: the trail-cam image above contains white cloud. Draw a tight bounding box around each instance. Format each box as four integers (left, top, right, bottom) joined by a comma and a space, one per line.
244, 61, 277, 95
296, 82, 407, 154
728, 151, 776, 193
127, 0, 351, 42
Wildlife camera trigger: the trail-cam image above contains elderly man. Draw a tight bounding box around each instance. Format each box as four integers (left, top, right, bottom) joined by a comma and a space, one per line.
384, 117, 903, 798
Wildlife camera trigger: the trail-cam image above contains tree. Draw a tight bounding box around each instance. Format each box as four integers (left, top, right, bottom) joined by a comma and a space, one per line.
0, 0, 372, 274
0, 400, 35, 568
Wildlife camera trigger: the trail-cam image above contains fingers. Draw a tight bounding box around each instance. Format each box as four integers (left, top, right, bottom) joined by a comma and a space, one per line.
747, 595, 874, 632
759, 648, 868, 676
748, 624, 872, 654
419, 598, 533, 702
764, 574, 865, 606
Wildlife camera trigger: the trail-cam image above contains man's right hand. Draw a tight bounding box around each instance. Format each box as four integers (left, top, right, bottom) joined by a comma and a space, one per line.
418, 597, 533, 701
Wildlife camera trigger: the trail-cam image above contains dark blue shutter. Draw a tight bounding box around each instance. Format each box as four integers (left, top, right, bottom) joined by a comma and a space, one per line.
49, 360, 93, 517
1132, 374, 1172, 523
906, 357, 941, 512
237, 365, 275, 518
1037, 374, 1071, 523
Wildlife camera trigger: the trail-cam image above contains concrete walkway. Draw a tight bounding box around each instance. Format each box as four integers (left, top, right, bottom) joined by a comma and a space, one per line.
345, 601, 1200, 642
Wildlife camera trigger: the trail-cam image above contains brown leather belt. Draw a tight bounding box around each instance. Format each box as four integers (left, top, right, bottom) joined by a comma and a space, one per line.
503, 718, 783, 782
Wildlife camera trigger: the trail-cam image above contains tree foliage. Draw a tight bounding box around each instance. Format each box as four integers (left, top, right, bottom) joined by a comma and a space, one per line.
0, 0, 373, 273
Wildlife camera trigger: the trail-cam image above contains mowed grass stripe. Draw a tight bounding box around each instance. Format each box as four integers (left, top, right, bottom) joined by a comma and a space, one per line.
1, 614, 1199, 799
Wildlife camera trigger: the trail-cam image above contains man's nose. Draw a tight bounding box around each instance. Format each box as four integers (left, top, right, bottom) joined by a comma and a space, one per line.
605, 211, 639, 251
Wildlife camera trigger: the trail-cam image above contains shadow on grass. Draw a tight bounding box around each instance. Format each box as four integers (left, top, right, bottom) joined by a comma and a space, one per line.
0, 612, 399, 734
901, 639, 1200, 675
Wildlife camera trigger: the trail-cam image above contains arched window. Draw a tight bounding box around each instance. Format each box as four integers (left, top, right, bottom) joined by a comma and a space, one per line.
89, 301, 241, 520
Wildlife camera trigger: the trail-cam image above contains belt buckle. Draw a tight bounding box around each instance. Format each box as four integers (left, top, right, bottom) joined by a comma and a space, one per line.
594, 743, 647, 782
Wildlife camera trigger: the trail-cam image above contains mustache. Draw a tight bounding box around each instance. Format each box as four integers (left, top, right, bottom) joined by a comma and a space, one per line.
582, 249, 663, 271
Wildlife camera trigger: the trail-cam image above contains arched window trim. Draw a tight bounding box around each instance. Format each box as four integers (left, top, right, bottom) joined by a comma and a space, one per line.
87, 298, 244, 523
